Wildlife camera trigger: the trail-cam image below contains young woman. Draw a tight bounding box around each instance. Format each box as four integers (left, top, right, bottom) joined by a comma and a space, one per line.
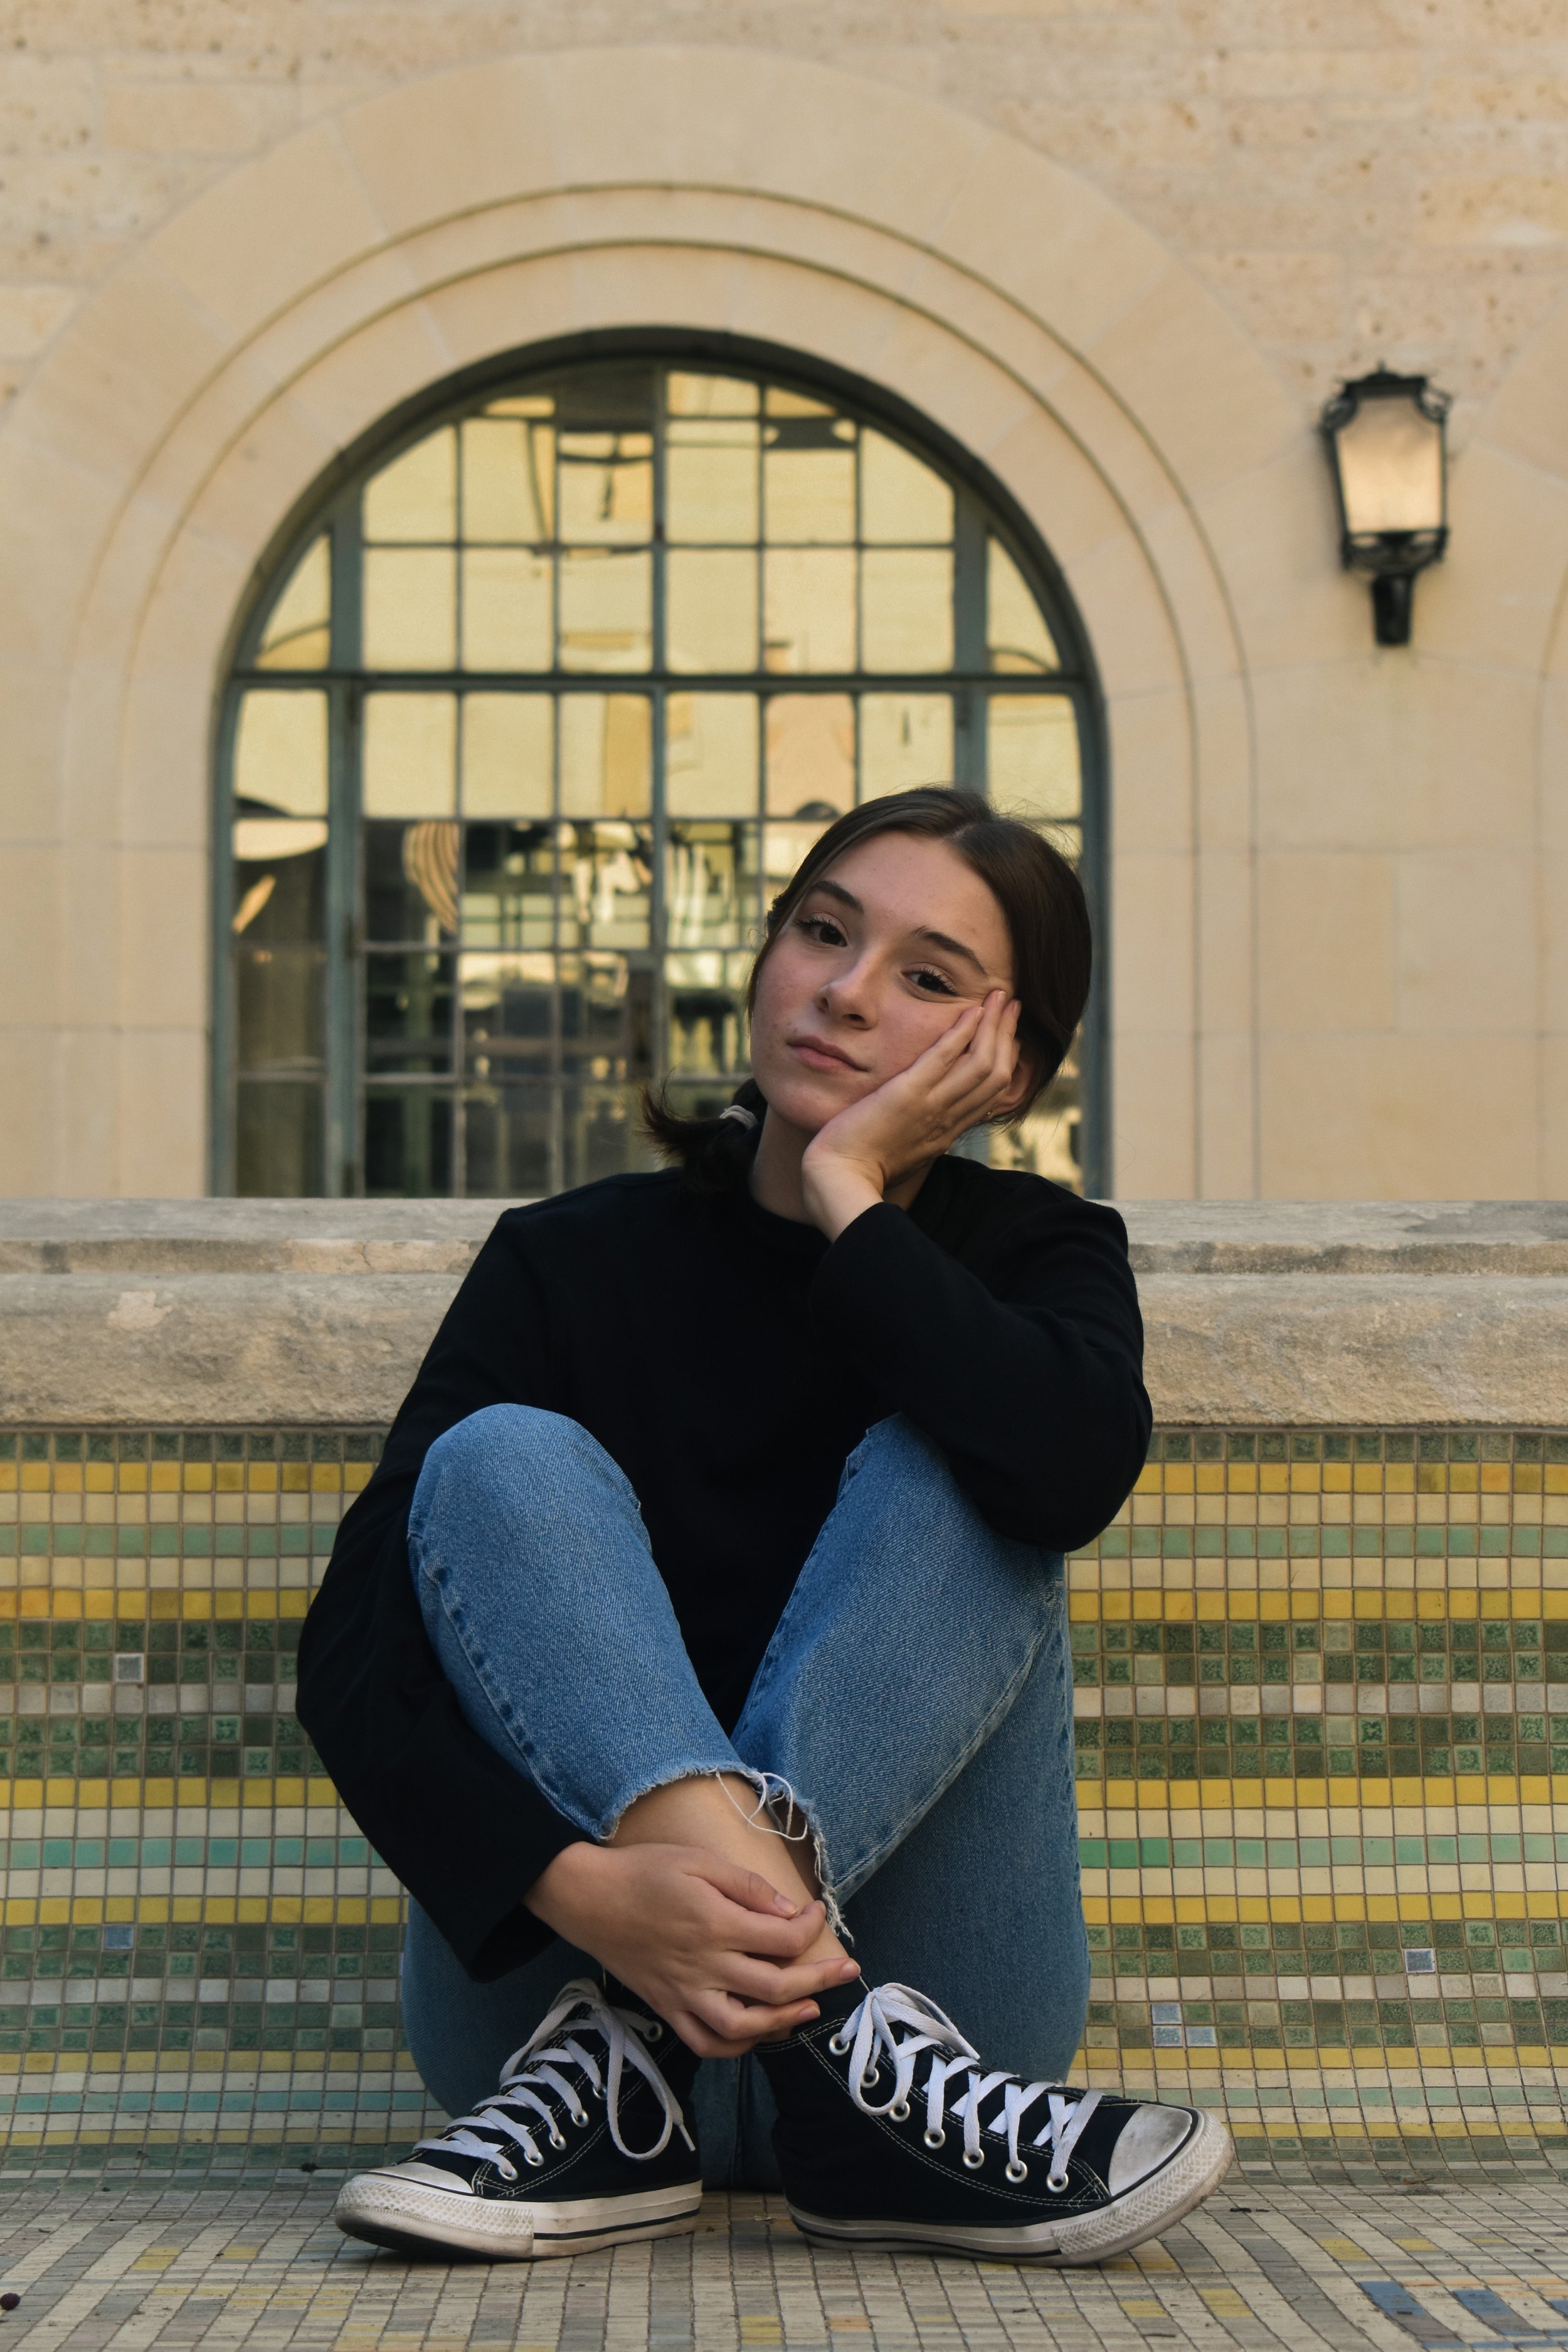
297, 787, 1231, 2267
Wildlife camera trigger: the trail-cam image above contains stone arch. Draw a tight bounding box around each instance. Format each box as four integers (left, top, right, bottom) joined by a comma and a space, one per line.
0, 45, 1306, 1196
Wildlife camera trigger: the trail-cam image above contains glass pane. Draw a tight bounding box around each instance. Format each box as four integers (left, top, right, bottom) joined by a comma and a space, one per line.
559, 695, 651, 820
667, 830, 754, 950
561, 1083, 649, 1192
366, 821, 459, 943
666, 549, 758, 673
988, 539, 1059, 674
363, 549, 457, 670
667, 373, 760, 417
461, 549, 553, 670
364, 1089, 453, 1196
366, 951, 456, 1073
462, 824, 555, 950
460, 415, 554, 542
559, 953, 651, 1083
665, 695, 759, 820
762, 819, 832, 898
236, 949, 324, 1075
666, 948, 751, 1076
764, 413, 856, 543
765, 694, 853, 818
987, 696, 1081, 822
556, 432, 653, 545
990, 1064, 1082, 1192
464, 1079, 553, 1199
763, 549, 855, 672
236, 1082, 322, 1195
363, 693, 457, 818
665, 419, 760, 543
463, 951, 554, 1078
859, 695, 953, 800
860, 431, 953, 544
558, 549, 652, 671
255, 538, 330, 669
364, 428, 457, 543
556, 822, 652, 950
231, 831, 324, 944
233, 690, 327, 817
861, 549, 953, 672
462, 696, 553, 820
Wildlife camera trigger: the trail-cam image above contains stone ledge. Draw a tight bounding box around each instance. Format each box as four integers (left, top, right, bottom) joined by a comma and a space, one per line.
2, 1202, 1566, 1428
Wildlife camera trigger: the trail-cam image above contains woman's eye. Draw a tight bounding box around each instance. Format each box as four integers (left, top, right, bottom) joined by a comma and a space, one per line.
910, 967, 958, 996
798, 914, 845, 946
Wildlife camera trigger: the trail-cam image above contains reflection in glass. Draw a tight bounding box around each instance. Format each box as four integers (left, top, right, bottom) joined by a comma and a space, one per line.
559, 696, 650, 820
462, 696, 553, 820
462, 549, 552, 671
363, 694, 457, 818
366, 822, 458, 943
765, 549, 855, 672
667, 549, 758, 672
366, 952, 456, 1072
766, 696, 853, 817
559, 954, 652, 1083
463, 953, 554, 1078
665, 695, 758, 820
667, 950, 751, 1078
667, 828, 753, 949
237, 1083, 322, 1195
860, 431, 953, 544
460, 413, 554, 541
364, 548, 457, 670
764, 405, 856, 542
255, 538, 330, 669
464, 1079, 553, 1198
462, 824, 554, 950
556, 433, 653, 544
364, 429, 457, 543
860, 696, 953, 800
666, 418, 760, 543
991, 1052, 1081, 1188
556, 823, 652, 951
558, 549, 652, 671
667, 373, 760, 418
561, 1084, 649, 1191
366, 1089, 453, 1195
763, 820, 831, 896
233, 691, 328, 817
987, 696, 1081, 822
236, 949, 325, 1074
988, 538, 1060, 673
232, 835, 324, 943
861, 550, 953, 672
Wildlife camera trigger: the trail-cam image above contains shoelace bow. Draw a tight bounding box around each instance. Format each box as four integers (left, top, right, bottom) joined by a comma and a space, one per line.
415, 1978, 694, 2181
830, 1983, 1101, 2191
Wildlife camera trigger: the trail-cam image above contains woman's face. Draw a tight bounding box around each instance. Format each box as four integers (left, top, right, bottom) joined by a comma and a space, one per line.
748, 830, 1024, 1135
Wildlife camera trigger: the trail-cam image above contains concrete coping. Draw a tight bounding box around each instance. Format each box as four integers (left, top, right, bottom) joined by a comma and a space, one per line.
3, 1198, 1567, 1277
1, 1200, 1566, 1428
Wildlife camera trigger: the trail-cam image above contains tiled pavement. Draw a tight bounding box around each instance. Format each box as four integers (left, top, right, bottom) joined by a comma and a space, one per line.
6, 2161, 1568, 2349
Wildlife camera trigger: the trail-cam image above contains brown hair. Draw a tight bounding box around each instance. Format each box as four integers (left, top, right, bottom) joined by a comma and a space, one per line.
645, 787, 1092, 1190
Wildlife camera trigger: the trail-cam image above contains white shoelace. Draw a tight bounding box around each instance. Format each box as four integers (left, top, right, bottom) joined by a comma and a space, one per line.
414, 1978, 694, 2183
829, 1983, 1101, 2192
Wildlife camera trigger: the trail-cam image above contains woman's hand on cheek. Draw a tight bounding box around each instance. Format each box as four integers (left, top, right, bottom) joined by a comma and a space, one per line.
800, 991, 1023, 1239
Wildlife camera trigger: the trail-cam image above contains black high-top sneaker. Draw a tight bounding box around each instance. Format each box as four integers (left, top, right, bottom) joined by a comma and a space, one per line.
333, 1977, 702, 2260
756, 1979, 1231, 2265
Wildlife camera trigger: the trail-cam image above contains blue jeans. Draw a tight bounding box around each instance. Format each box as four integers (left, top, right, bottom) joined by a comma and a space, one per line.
401, 1406, 1087, 2189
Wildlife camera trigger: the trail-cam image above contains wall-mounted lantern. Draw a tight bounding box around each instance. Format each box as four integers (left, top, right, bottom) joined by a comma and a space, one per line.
1320, 369, 1451, 646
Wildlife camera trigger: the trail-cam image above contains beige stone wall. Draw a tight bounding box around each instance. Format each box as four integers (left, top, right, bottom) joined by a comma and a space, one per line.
3, 6, 1567, 1200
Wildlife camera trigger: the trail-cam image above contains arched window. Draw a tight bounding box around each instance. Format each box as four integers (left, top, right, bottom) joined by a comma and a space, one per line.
216, 344, 1103, 1199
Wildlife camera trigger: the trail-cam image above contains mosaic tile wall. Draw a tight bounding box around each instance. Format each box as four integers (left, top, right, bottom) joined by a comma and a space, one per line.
1, 1426, 1566, 2178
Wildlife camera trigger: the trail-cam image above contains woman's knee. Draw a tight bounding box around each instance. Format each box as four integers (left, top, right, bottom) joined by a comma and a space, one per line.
417, 1405, 625, 1521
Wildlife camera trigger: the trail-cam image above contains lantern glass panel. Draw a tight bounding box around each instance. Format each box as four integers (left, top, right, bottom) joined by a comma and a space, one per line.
1335, 395, 1444, 538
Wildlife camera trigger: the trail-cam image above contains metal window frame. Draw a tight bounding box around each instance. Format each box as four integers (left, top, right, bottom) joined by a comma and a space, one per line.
212, 331, 1110, 1199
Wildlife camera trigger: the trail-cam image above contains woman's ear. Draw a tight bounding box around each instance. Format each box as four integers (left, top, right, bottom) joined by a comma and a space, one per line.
992, 1047, 1042, 1121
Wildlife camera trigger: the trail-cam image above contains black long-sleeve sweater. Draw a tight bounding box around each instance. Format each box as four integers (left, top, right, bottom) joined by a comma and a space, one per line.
295, 1157, 1150, 1980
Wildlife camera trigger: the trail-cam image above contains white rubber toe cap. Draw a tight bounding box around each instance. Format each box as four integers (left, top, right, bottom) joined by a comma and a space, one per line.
1105, 2104, 1196, 2195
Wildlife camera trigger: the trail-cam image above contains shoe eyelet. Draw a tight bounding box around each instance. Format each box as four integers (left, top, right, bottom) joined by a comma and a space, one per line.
863, 2067, 880, 2087
961, 2149, 985, 2170
1046, 2170, 1069, 2194
1005, 2159, 1028, 2183
526, 2149, 545, 2168
548, 2132, 566, 2151
923, 2129, 945, 2149
828, 2035, 850, 2055
888, 2100, 910, 2122
498, 2161, 517, 2182
645, 2020, 664, 2038
569, 2109, 589, 2129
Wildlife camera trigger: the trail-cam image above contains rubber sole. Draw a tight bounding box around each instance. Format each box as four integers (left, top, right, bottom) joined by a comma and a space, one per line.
332, 2173, 704, 2261
787, 2109, 1234, 2266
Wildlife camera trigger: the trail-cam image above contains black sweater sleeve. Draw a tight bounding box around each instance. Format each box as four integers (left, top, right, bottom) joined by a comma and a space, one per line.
295, 1221, 577, 1981
808, 1194, 1150, 1553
